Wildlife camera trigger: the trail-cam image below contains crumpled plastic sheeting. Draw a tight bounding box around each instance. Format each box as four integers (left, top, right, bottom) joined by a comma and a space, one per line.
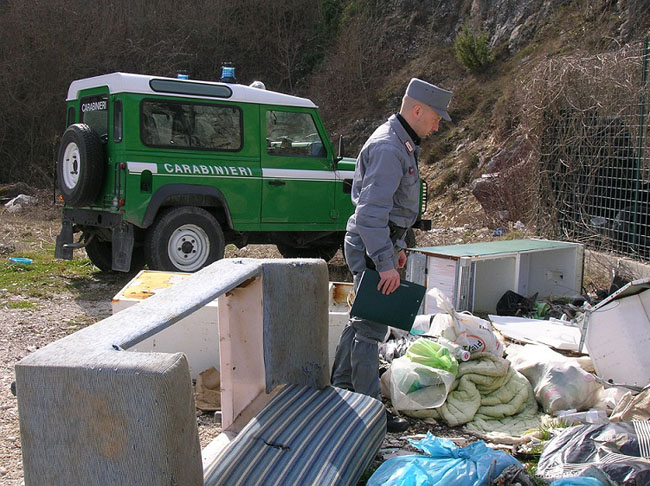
548, 467, 616, 486
4, 193, 37, 213
550, 478, 604, 486
380, 335, 419, 363
610, 385, 650, 422
537, 421, 650, 484
367, 433, 521, 486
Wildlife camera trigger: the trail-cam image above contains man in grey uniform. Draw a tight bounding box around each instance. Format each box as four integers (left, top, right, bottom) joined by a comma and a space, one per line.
332, 78, 452, 432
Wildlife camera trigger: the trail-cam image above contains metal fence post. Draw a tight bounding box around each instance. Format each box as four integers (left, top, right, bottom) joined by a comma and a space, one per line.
632, 37, 649, 250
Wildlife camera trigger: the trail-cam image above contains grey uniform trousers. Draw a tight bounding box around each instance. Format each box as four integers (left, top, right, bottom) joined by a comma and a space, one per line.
331, 232, 398, 399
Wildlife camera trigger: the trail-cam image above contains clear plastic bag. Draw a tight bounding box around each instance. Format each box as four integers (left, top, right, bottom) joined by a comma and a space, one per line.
389, 338, 457, 411
507, 344, 602, 414
537, 421, 650, 484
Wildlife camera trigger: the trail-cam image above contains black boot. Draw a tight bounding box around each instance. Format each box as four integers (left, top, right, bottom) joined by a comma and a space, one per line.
386, 411, 409, 433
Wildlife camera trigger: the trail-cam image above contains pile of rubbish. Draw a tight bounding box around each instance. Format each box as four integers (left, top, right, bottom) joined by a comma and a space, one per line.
373, 281, 650, 486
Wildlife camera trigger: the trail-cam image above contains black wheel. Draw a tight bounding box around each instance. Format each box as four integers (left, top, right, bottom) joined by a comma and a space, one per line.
85, 236, 112, 272
85, 235, 145, 273
56, 124, 104, 206
276, 242, 340, 262
145, 206, 225, 272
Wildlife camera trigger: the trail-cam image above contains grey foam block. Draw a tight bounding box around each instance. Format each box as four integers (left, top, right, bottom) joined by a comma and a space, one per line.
261, 259, 330, 392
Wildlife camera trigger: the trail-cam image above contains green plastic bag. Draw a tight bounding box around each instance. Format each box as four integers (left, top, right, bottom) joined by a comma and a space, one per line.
406, 338, 459, 375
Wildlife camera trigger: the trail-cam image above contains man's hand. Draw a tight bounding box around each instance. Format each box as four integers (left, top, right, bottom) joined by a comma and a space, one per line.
378, 268, 401, 295
397, 250, 407, 269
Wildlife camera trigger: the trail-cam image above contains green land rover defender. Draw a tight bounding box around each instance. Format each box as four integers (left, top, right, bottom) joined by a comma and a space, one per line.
54, 71, 429, 272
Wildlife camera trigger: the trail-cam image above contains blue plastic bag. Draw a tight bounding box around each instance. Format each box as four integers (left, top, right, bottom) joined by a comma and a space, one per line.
367, 433, 521, 486
8, 257, 32, 264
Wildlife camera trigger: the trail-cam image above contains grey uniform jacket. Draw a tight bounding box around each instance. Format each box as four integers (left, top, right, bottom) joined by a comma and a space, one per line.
346, 114, 421, 272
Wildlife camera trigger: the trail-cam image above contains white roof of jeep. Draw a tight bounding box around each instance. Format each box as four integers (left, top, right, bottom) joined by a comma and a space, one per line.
66, 72, 317, 108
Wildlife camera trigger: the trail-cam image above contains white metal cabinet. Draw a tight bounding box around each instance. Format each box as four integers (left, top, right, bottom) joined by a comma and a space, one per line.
407, 239, 584, 315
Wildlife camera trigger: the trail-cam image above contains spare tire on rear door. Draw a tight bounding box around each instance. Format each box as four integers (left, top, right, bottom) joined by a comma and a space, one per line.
56, 123, 104, 206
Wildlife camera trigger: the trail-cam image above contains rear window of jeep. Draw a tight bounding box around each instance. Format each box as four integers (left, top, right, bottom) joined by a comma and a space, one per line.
80, 94, 109, 137
140, 99, 242, 151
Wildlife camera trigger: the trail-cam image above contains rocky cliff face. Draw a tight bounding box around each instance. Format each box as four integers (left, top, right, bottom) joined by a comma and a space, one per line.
387, 0, 644, 52
473, 0, 562, 50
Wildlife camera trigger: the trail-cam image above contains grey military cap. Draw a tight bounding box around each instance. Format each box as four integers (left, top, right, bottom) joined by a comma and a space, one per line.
406, 78, 452, 121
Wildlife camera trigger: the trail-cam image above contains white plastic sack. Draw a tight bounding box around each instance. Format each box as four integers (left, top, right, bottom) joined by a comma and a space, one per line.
595, 386, 629, 413
389, 356, 456, 411
427, 288, 504, 357
506, 344, 603, 414
4, 194, 36, 212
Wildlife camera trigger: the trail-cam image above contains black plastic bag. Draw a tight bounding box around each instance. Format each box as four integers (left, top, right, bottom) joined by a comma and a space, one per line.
536, 421, 650, 484
496, 290, 537, 316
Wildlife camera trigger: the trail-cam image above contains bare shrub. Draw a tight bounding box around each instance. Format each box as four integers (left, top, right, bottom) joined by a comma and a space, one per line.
520, 41, 650, 257
307, 1, 413, 125
0, 0, 332, 187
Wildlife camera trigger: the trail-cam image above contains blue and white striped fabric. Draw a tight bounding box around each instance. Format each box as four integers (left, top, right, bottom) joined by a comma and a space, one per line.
204, 384, 386, 486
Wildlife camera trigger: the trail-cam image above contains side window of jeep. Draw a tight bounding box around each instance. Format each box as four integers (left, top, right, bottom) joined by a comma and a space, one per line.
266, 111, 326, 158
141, 100, 242, 151
80, 95, 109, 138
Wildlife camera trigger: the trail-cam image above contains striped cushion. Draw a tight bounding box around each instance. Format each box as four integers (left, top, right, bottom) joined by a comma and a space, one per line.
204, 385, 386, 486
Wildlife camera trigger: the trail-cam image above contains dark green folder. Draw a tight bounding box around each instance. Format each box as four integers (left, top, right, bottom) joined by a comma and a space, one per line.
350, 269, 426, 332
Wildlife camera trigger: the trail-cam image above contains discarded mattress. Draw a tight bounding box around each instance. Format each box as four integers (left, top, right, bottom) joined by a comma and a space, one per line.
204, 384, 386, 486
405, 352, 539, 436
536, 421, 650, 484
